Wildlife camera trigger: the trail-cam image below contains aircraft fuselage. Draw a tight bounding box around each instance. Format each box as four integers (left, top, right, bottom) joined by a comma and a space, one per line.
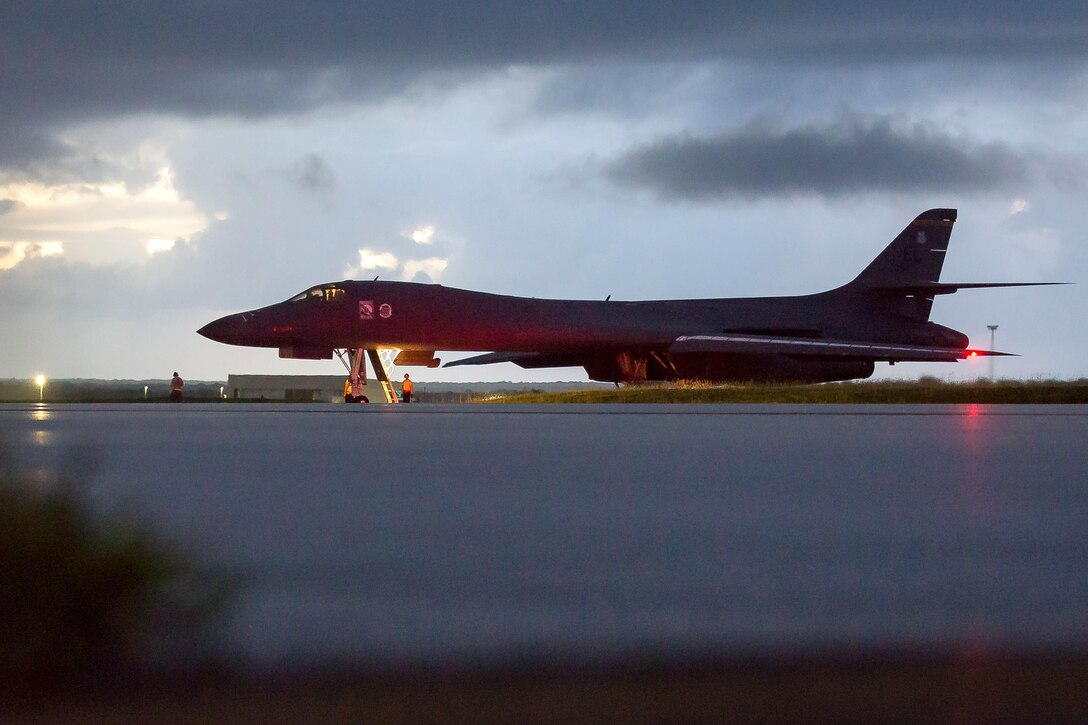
198, 209, 1047, 384
199, 281, 966, 383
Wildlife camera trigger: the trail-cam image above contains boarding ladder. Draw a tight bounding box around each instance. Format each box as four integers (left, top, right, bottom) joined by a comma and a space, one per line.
368, 348, 401, 404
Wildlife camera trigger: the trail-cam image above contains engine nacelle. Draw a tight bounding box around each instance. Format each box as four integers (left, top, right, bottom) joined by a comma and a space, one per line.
393, 350, 442, 367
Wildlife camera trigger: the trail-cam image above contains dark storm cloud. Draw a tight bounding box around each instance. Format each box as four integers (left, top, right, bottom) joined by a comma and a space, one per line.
0, 125, 159, 187
0, 125, 75, 173
285, 154, 336, 193
3, 2, 1086, 127
605, 118, 1034, 199
0, 199, 23, 215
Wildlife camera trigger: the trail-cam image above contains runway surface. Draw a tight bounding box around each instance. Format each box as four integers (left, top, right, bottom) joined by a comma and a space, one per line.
3, 403, 1087, 667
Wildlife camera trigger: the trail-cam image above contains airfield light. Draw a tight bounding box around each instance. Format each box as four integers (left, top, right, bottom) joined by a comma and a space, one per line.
35, 374, 46, 401
987, 325, 999, 381
144, 385, 149, 399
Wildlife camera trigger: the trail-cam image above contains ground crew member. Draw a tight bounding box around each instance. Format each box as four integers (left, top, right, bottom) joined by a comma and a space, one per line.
343, 376, 354, 403
401, 373, 413, 403
170, 372, 184, 402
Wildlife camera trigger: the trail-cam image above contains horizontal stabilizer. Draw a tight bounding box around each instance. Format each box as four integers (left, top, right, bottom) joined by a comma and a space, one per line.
672, 334, 1016, 362
962, 349, 1016, 358
874, 282, 1069, 296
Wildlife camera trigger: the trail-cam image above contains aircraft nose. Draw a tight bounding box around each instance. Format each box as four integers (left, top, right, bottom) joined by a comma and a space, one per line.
197, 313, 248, 345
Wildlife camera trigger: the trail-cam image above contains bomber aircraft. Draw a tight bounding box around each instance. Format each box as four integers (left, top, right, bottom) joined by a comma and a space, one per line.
198, 209, 1058, 385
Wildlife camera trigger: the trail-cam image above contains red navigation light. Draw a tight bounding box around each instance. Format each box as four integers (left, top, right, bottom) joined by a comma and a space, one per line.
968, 351, 979, 358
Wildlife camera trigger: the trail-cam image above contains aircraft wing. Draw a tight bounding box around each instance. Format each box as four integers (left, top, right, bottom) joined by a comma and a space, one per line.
671, 334, 1013, 362
444, 352, 541, 368
443, 334, 1011, 369
443, 351, 587, 369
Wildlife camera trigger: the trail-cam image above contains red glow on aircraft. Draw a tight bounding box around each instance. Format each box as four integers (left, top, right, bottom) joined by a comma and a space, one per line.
198, 209, 1060, 384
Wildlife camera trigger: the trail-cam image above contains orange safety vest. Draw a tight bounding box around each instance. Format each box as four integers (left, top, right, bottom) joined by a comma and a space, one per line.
402, 378, 413, 393
343, 379, 352, 396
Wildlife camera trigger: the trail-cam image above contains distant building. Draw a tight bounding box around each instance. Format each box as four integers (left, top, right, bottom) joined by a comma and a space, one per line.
225, 374, 384, 403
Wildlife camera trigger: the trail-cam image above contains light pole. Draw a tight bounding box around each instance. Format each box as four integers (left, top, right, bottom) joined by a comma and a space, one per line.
35, 374, 46, 401
987, 325, 999, 381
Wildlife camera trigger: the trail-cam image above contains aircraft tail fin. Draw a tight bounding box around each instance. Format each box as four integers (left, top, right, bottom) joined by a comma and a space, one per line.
840, 208, 958, 321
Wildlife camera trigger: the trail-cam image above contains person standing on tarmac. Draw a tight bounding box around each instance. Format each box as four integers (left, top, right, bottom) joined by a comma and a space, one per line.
401, 373, 413, 403
343, 376, 354, 403
170, 372, 184, 402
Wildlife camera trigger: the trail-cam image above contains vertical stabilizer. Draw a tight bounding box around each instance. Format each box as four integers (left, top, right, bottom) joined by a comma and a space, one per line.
843, 208, 957, 320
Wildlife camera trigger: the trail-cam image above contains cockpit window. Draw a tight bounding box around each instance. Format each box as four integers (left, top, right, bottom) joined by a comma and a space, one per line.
288, 286, 346, 303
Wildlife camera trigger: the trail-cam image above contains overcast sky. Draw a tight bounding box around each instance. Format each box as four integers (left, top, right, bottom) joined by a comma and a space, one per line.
2, 2, 1086, 382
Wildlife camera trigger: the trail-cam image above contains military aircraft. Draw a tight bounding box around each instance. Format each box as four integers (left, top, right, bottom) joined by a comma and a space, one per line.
198, 209, 1058, 384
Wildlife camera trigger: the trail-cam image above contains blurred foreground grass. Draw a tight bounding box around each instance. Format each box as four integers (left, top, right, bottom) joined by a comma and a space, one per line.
0, 442, 227, 687
483, 378, 1088, 404
6, 651, 1088, 723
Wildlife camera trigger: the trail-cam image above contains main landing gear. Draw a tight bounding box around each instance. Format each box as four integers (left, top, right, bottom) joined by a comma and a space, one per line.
335, 348, 401, 404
